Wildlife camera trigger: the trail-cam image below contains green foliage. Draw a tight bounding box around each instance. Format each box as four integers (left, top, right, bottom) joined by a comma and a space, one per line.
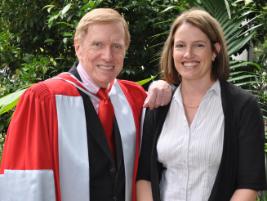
0, 30, 21, 70
253, 5, 267, 119
0, 0, 51, 54
18, 54, 58, 84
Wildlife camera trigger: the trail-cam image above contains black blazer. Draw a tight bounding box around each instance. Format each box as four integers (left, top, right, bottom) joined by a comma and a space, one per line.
137, 80, 267, 201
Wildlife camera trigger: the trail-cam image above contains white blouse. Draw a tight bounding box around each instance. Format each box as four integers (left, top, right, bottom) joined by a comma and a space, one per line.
157, 81, 224, 201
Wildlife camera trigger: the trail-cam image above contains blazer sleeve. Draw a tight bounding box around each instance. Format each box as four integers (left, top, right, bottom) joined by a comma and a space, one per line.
137, 108, 156, 181
237, 95, 267, 190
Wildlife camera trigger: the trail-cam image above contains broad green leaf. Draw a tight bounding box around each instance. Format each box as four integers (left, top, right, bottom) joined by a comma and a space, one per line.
0, 89, 27, 116
228, 34, 253, 55
61, 3, 72, 17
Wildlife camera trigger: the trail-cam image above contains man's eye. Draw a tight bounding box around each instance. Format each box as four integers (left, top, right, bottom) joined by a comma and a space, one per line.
113, 44, 122, 49
92, 42, 102, 48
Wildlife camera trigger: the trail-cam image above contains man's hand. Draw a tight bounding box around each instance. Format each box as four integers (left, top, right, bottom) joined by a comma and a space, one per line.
143, 80, 173, 109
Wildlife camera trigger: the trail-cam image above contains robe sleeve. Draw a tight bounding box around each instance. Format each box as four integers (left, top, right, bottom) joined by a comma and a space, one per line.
0, 83, 59, 201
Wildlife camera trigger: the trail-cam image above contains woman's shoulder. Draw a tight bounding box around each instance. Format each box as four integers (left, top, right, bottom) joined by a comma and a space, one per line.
220, 80, 257, 104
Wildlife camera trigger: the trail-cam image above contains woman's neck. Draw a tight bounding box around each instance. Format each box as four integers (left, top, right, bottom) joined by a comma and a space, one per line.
180, 78, 215, 125
180, 78, 215, 108
180, 78, 215, 98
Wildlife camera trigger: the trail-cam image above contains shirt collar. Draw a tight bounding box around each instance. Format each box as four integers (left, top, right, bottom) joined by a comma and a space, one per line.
208, 80, 220, 95
173, 80, 221, 105
76, 63, 100, 94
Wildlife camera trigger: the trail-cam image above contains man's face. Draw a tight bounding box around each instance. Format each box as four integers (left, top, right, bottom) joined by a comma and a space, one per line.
75, 22, 126, 88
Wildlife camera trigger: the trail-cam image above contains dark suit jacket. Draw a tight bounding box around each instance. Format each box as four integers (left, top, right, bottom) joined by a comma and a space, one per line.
70, 67, 125, 201
137, 80, 267, 201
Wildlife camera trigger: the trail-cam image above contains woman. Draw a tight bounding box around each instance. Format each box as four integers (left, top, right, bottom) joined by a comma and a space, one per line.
136, 8, 267, 201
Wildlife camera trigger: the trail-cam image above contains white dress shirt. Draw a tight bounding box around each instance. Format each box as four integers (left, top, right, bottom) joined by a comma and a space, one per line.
157, 81, 224, 201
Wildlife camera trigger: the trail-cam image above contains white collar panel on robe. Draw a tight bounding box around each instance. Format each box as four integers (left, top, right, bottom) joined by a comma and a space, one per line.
55, 73, 136, 201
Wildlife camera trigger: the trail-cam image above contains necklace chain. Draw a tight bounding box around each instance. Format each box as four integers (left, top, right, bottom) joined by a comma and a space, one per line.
183, 103, 199, 108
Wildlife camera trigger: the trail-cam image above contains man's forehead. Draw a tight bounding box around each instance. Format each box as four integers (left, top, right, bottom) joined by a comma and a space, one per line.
85, 24, 125, 41
87, 21, 124, 30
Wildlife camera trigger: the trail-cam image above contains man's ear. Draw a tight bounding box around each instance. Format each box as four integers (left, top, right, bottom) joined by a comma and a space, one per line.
74, 37, 81, 58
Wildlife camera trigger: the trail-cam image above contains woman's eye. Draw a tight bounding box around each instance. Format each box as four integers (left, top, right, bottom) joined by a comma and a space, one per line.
195, 43, 205, 48
175, 44, 184, 49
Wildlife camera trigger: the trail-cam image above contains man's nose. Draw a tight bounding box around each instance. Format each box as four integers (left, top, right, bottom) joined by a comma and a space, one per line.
102, 47, 113, 61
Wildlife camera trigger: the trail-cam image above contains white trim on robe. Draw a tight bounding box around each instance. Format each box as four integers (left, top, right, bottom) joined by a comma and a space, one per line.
56, 95, 90, 201
110, 80, 136, 201
0, 170, 56, 201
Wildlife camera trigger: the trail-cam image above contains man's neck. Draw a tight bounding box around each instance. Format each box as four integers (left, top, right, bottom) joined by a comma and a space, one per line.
76, 63, 99, 94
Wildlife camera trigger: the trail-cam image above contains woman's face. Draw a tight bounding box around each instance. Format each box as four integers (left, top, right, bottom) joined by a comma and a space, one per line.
172, 22, 219, 83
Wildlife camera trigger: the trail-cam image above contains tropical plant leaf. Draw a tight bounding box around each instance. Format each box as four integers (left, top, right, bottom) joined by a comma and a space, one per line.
230, 60, 260, 70
0, 88, 27, 116
228, 34, 253, 55
137, 75, 157, 86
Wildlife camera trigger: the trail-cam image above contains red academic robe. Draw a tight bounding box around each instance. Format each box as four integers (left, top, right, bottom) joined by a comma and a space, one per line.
0, 72, 146, 201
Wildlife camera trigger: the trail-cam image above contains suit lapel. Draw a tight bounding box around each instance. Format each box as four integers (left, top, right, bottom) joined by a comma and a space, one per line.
114, 119, 123, 171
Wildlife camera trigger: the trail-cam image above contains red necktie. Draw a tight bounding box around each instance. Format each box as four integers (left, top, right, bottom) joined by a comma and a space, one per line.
97, 88, 115, 157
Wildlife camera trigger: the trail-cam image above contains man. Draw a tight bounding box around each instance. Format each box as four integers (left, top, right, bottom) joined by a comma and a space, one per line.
0, 8, 171, 201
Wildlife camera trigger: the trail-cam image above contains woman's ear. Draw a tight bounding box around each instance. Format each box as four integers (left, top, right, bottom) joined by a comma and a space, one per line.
214, 42, 221, 54
212, 42, 221, 61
